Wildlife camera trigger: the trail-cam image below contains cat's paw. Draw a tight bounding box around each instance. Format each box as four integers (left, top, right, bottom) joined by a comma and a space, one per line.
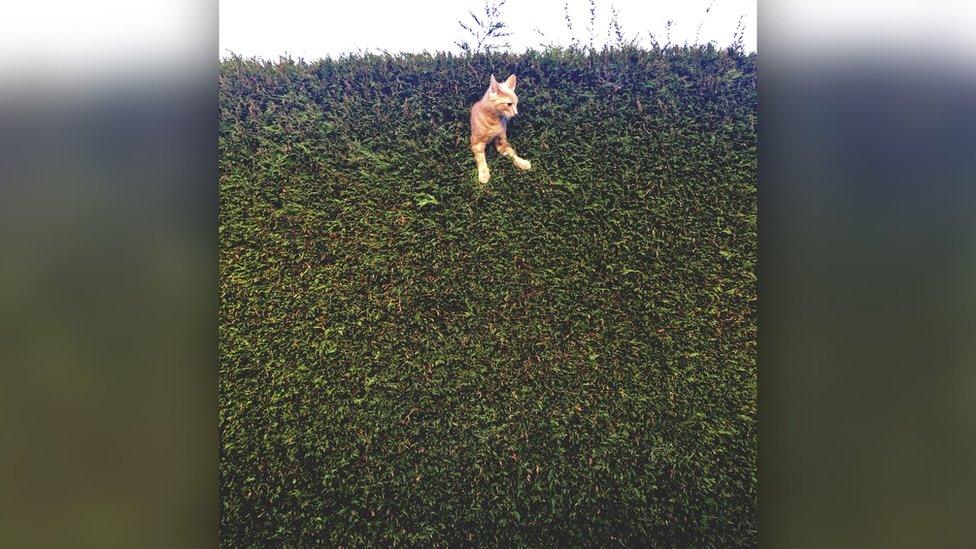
514, 158, 532, 171
478, 166, 491, 184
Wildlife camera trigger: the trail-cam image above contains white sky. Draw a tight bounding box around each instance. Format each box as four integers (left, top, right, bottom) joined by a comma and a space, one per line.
3, 1, 975, 81
219, 0, 757, 59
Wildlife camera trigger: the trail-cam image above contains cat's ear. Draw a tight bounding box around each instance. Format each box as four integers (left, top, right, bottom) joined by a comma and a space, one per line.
504, 74, 517, 90
489, 74, 500, 91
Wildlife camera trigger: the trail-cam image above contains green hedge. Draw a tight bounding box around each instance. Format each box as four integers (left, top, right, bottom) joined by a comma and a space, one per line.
219, 46, 757, 547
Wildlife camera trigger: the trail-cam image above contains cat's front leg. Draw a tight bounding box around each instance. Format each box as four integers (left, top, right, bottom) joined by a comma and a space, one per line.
510, 153, 532, 171
496, 139, 532, 171
471, 142, 490, 184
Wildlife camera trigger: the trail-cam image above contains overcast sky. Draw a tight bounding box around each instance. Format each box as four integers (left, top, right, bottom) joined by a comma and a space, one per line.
5, 1, 976, 81
220, 0, 757, 60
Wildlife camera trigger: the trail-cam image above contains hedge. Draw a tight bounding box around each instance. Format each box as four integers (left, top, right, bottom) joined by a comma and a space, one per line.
219, 46, 757, 547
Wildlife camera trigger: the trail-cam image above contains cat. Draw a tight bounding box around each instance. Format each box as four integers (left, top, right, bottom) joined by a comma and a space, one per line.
469, 74, 532, 185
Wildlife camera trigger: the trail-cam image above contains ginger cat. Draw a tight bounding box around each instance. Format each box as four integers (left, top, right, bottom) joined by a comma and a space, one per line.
469, 74, 532, 185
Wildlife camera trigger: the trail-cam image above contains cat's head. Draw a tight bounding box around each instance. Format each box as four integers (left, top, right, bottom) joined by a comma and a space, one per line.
487, 74, 519, 118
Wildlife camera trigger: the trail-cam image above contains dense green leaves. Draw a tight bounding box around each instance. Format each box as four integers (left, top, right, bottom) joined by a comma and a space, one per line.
219, 46, 757, 547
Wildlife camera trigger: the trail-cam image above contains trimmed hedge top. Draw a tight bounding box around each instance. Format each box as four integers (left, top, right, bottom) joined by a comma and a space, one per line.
220, 46, 757, 547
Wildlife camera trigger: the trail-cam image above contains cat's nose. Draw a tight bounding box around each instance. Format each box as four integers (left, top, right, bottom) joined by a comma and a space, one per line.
513, 106, 518, 115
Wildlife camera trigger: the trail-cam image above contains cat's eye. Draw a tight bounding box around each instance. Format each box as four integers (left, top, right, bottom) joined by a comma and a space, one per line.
506, 102, 513, 106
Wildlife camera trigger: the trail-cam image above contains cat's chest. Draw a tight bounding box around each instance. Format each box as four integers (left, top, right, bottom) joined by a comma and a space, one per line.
478, 115, 505, 132
483, 117, 507, 140
472, 105, 507, 138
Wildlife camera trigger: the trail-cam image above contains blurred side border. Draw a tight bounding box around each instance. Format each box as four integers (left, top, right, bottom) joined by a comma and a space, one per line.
0, 2, 218, 547
760, 1, 976, 547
